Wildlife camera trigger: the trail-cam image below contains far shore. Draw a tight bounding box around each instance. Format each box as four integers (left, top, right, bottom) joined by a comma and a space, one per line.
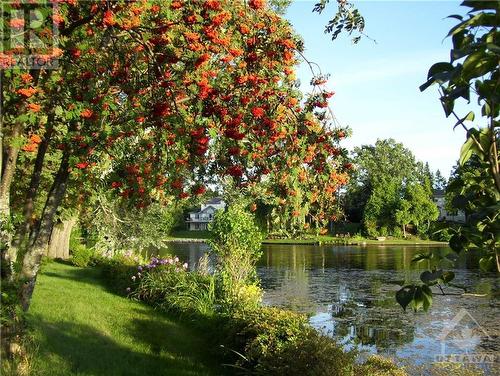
165, 232, 448, 247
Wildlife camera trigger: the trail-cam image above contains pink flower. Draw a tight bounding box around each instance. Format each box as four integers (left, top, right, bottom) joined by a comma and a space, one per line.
183, 263, 188, 269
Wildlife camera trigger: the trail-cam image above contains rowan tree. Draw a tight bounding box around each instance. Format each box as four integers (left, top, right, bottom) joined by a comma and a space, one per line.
1, 0, 349, 308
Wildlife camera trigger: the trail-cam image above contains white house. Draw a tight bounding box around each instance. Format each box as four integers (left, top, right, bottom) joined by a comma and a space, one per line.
433, 189, 466, 223
186, 197, 226, 231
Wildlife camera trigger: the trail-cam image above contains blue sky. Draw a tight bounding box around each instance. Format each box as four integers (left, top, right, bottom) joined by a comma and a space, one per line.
286, 1, 473, 177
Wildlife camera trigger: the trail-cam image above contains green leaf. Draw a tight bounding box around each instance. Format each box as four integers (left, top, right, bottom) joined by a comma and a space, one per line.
452, 194, 468, 209
450, 49, 468, 61
420, 269, 443, 285
448, 85, 470, 102
427, 62, 454, 80
208, 128, 217, 138
419, 79, 434, 92
412, 286, 425, 311
440, 271, 455, 284
462, 54, 497, 79
481, 102, 491, 116
441, 97, 455, 117
396, 285, 415, 311
479, 256, 494, 272
16, 114, 30, 123
420, 62, 455, 92
412, 253, 430, 263
422, 285, 432, 312
453, 111, 475, 130
421, 285, 433, 311
459, 137, 475, 166
452, 30, 467, 50
449, 234, 466, 253
486, 43, 500, 54
478, 128, 492, 155
30, 19, 44, 29
461, 1, 500, 12
447, 13, 497, 38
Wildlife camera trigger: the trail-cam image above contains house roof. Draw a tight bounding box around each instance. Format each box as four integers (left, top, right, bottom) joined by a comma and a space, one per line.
206, 196, 224, 205
433, 189, 445, 197
199, 205, 216, 214
188, 197, 225, 215
188, 205, 219, 215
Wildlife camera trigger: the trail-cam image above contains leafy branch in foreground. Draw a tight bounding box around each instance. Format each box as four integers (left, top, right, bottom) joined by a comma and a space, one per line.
313, 0, 367, 44
397, 0, 499, 312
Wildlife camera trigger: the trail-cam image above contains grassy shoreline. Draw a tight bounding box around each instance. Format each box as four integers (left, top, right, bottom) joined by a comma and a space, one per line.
166, 231, 447, 246
26, 262, 225, 375
262, 237, 448, 246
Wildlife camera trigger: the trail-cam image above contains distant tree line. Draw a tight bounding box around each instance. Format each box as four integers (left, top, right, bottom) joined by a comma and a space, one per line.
342, 138, 439, 238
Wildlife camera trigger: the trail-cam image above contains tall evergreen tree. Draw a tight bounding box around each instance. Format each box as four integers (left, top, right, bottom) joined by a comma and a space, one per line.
433, 170, 447, 191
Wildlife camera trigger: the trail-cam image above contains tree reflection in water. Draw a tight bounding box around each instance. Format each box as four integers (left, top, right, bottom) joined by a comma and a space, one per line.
159, 242, 499, 369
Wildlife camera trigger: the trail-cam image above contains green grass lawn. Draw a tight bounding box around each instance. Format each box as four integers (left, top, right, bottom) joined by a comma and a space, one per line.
27, 262, 226, 376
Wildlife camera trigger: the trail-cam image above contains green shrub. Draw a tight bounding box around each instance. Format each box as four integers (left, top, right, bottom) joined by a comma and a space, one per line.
356, 355, 407, 376
392, 226, 403, 238
428, 222, 455, 242
83, 200, 185, 255
258, 330, 357, 376
216, 307, 308, 367
131, 256, 217, 317
424, 363, 484, 376
69, 244, 94, 267
102, 253, 406, 376
216, 307, 373, 376
97, 250, 146, 294
416, 224, 431, 240
364, 219, 379, 238
231, 283, 262, 311
208, 204, 264, 310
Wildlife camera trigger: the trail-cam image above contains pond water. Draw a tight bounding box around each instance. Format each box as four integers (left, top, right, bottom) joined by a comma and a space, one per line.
159, 242, 499, 374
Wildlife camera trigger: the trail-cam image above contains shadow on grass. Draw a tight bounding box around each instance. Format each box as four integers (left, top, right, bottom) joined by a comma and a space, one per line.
33, 261, 230, 375
30, 316, 219, 376
41, 260, 126, 295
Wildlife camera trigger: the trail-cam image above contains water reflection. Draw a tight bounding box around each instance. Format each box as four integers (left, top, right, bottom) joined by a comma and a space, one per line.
159, 242, 499, 373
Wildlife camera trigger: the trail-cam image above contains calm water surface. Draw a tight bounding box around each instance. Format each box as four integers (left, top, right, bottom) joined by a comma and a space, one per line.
160, 242, 499, 374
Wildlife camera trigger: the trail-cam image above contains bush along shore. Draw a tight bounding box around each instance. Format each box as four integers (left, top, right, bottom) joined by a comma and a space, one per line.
99, 205, 406, 376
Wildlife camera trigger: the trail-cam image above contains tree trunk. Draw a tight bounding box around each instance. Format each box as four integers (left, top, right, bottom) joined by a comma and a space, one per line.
1, 123, 22, 279
46, 217, 76, 259
402, 224, 406, 238
0, 70, 4, 193
9, 118, 55, 270
19, 151, 70, 311
496, 250, 500, 274
0, 123, 21, 217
